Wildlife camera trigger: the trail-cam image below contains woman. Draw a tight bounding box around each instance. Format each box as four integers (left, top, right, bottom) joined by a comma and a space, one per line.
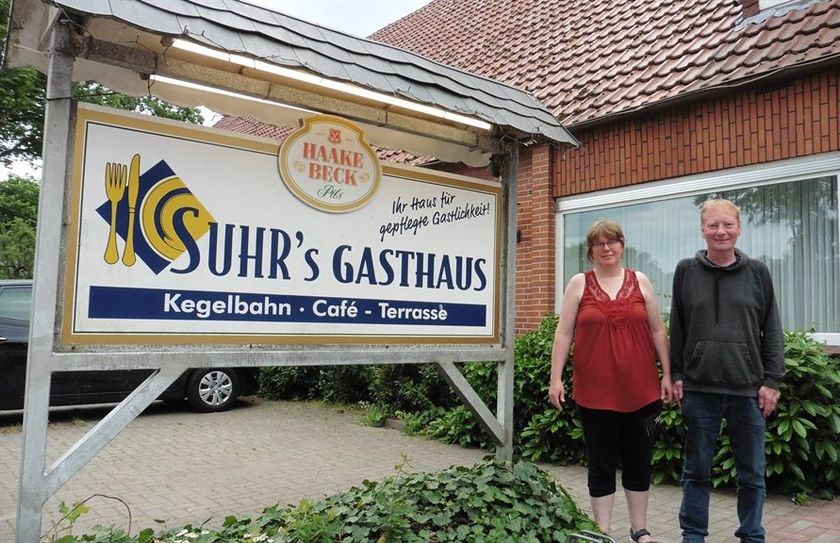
549, 219, 672, 543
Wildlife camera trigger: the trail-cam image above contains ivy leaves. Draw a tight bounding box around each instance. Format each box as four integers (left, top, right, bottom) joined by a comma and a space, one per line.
58, 460, 599, 542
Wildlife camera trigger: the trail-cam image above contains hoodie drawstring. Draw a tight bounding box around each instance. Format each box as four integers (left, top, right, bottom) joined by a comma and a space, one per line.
713, 271, 723, 325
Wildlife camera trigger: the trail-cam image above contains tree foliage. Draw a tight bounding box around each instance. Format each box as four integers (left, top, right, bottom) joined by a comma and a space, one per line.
0, 217, 36, 278
0, 0, 45, 165
1, 0, 204, 277
0, 65, 45, 166
1, 0, 46, 166
0, 175, 39, 278
1, 0, 203, 166
0, 174, 38, 225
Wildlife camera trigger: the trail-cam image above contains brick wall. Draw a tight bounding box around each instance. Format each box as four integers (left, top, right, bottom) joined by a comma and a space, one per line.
514, 146, 555, 335
438, 70, 840, 335
554, 70, 840, 195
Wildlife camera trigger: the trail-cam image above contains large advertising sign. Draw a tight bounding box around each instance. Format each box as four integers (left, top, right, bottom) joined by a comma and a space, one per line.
62, 106, 501, 344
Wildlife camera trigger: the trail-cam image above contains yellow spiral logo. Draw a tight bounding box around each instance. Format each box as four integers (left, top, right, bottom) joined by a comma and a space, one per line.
141, 177, 214, 261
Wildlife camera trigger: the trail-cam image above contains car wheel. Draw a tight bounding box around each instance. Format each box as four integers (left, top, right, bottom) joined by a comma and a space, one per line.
186, 368, 240, 412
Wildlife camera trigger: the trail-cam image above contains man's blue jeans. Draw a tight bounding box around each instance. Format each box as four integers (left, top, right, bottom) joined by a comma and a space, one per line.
680, 391, 767, 543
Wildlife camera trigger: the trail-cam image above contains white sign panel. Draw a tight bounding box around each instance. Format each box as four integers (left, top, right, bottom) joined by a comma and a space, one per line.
62, 106, 501, 345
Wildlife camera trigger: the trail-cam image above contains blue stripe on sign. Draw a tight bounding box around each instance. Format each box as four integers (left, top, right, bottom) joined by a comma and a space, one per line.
88, 286, 486, 326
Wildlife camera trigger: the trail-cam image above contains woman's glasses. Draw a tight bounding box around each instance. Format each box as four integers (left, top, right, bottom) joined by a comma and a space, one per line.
591, 239, 621, 250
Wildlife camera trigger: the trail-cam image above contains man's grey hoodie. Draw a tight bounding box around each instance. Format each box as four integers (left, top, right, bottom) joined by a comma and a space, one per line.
669, 249, 784, 396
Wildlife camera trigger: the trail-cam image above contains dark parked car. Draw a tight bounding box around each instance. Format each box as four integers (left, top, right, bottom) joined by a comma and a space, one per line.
0, 280, 258, 412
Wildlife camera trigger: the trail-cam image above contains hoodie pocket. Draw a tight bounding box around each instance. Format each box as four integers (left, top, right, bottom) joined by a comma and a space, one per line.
686, 340, 760, 386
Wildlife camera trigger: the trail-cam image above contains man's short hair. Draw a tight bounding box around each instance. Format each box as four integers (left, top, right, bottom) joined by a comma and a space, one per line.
585, 219, 625, 263
700, 199, 741, 225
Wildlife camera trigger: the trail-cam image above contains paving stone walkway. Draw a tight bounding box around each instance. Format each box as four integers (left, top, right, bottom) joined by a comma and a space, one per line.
1, 398, 838, 542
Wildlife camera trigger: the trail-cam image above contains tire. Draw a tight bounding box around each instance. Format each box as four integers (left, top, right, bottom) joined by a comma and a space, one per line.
186, 368, 240, 412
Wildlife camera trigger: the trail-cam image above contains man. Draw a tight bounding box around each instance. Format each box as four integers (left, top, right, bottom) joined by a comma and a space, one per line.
670, 199, 784, 543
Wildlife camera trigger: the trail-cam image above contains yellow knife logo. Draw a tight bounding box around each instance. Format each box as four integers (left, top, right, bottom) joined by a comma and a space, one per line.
122, 154, 140, 266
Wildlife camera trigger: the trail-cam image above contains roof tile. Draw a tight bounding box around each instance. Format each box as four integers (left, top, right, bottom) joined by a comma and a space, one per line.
144, 0, 201, 18
370, 0, 840, 126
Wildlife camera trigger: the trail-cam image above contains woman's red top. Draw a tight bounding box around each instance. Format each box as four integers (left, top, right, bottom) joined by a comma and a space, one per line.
571, 268, 660, 412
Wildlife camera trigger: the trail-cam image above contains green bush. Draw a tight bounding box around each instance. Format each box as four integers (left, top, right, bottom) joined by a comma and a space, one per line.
260, 366, 324, 401
424, 405, 493, 449
58, 460, 598, 543
259, 364, 454, 413
259, 365, 374, 404
410, 315, 586, 466
316, 366, 373, 404
367, 364, 457, 413
649, 406, 684, 486
650, 330, 840, 499
258, 317, 840, 499
404, 317, 840, 499
515, 316, 585, 465
754, 331, 839, 498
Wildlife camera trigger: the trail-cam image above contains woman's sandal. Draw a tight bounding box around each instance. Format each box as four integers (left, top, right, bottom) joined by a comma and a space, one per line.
629, 527, 659, 543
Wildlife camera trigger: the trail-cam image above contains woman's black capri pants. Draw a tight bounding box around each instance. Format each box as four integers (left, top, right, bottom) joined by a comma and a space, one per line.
576, 400, 662, 498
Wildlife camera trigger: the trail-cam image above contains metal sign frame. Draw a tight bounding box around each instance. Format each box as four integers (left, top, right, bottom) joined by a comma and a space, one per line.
16, 22, 520, 542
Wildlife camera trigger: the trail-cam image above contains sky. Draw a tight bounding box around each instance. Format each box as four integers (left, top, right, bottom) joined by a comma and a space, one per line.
0, 0, 432, 180
252, 0, 431, 37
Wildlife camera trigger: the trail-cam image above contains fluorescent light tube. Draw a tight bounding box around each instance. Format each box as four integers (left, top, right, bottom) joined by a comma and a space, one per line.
149, 74, 315, 113
171, 39, 493, 131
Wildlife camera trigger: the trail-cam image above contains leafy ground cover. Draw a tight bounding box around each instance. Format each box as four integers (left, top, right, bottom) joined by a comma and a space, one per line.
47, 459, 598, 543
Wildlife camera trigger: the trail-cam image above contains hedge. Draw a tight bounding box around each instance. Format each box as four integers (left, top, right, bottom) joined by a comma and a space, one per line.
260, 316, 840, 500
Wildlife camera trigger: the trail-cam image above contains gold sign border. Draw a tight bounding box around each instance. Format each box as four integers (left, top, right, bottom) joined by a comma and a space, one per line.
61, 104, 502, 346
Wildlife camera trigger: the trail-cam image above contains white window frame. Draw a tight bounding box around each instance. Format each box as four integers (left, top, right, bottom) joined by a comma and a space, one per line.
758, 0, 796, 8
555, 150, 840, 346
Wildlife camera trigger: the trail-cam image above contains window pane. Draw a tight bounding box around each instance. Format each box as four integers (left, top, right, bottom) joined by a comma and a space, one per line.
562, 176, 839, 333
0, 287, 32, 321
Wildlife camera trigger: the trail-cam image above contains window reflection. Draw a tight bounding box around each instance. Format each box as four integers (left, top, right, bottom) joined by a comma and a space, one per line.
0, 287, 33, 321
563, 176, 839, 332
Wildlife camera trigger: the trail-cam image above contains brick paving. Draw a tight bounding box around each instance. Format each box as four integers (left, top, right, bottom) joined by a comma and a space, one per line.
0, 398, 838, 542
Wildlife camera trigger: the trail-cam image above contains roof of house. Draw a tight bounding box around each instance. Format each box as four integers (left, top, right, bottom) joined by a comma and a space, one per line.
4, 0, 577, 148
370, 0, 840, 128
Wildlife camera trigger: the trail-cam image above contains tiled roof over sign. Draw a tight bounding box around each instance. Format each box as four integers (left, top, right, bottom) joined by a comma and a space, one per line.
12, 0, 575, 145
371, 0, 840, 127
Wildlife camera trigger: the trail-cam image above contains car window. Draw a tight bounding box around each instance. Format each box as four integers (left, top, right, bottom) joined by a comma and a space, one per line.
0, 286, 32, 321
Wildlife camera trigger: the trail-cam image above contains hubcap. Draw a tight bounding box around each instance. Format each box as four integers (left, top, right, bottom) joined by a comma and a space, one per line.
198, 371, 233, 406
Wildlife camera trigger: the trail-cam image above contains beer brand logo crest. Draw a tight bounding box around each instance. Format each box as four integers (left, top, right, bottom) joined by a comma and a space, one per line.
278, 115, 381, 213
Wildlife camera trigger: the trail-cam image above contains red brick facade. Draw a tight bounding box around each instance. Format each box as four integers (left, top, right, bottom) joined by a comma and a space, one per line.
554, 70, 840, 196
435, 71, 840, 335
496, 70, 840, 335
514, 146, 555, 335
